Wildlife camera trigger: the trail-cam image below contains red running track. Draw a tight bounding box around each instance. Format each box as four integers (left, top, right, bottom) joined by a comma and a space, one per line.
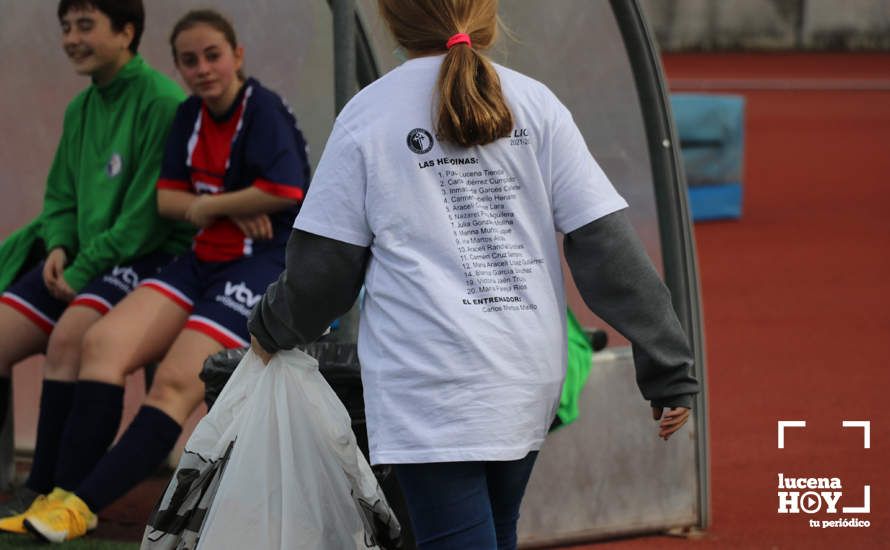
568, 53, 890, 549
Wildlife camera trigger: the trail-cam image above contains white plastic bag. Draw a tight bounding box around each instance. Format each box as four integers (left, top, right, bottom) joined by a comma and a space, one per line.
142, 349, 261, 550
142, 348, 400, 550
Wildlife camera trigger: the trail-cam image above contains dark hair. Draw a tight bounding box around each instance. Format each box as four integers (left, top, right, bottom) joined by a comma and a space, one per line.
378, 0, 513, 147
57, 0, 144, 54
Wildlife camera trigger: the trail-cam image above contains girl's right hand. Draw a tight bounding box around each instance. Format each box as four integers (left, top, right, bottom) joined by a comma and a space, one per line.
231, 214, 274, 240
42, 247, 67, 292
652, 406, 691, 441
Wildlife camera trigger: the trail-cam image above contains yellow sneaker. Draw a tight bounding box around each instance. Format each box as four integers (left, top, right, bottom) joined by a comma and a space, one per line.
23, 491, 97, 543
0, 488, 69, 535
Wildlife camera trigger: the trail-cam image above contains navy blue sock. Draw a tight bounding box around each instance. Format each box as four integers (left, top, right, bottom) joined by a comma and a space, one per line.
0, 376, 10, 429
76, 405, 181, 512
25, 380, 76, 493
54, 381, 124, 492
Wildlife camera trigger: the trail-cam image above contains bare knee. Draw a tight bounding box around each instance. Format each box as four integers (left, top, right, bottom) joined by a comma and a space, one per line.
79, 320, 129, 384
145, 366, 203, 424
45, 324, 88, 380
0, 304, 50, 375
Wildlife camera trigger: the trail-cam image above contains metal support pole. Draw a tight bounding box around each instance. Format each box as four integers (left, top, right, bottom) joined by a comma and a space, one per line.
332, 0, 361, 343
610, 0, 711, 529
333, 0, 357, 113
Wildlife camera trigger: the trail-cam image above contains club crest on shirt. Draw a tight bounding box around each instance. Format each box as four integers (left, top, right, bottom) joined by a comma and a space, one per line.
406, 128, 434, 155
105, 152, 123, 178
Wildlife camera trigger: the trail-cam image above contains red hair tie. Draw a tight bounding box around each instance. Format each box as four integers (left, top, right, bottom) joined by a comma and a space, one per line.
446, 33, 472, 49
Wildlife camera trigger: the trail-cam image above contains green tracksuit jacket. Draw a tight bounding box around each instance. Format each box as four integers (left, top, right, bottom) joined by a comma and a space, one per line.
0, 55, 193, 292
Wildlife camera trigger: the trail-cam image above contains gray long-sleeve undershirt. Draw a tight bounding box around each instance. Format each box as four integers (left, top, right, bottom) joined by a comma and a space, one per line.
248, 230, 369, 353
249, 211, 699, 410
563, 212, 699, 409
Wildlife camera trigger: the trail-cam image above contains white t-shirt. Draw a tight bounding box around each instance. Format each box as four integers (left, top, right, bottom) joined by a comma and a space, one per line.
295, 54, 628, 464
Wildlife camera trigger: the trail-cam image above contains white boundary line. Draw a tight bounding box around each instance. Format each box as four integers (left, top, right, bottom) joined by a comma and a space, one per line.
669, 78, 890, 91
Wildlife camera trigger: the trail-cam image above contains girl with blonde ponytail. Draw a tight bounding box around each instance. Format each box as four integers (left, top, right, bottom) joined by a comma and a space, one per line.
250, 0, 698, 548
378, 0, 513, 146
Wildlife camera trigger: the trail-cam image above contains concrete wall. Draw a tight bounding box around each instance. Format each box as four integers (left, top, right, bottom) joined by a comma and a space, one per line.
641, 0, 890, 50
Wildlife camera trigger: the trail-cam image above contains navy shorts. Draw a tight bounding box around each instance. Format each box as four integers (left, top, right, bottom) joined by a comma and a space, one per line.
140, 249, 284, 349
0, 251, 175, 335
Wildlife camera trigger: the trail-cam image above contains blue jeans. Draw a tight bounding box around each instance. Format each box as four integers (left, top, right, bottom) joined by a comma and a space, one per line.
393, 452, 539, 550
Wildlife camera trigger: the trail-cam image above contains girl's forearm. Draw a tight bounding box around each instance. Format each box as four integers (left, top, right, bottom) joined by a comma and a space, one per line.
158, 189, 198, 221
204, 186, 297, 218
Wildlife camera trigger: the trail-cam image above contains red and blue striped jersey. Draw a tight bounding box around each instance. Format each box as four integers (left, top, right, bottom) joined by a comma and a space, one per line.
157, 78, 310, 262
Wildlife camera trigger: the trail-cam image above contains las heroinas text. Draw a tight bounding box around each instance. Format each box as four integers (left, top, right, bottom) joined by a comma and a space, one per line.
418, 156, 479, 169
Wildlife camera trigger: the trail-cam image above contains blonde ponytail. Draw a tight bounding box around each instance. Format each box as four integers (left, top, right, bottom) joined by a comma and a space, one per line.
378, 0, 513, 147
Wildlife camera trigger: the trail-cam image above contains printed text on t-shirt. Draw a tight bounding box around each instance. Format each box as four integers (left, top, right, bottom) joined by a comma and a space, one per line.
422, 159, 543, 313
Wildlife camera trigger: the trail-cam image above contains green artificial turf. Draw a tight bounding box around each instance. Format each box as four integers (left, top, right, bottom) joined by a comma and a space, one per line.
0, 533, 138, 549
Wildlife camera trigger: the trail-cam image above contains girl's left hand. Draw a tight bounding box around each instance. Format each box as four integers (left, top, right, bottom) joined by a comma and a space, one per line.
185, 195, 217, 228
232, 214, 274, 240
250, 335, 273, 365
652, 406, 691, 441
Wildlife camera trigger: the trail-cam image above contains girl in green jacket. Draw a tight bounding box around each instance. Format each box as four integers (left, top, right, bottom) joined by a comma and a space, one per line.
0, 0, 190, 525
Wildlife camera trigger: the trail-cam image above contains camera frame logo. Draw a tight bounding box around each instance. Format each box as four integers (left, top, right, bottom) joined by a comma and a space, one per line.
776, 420, 871, 529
